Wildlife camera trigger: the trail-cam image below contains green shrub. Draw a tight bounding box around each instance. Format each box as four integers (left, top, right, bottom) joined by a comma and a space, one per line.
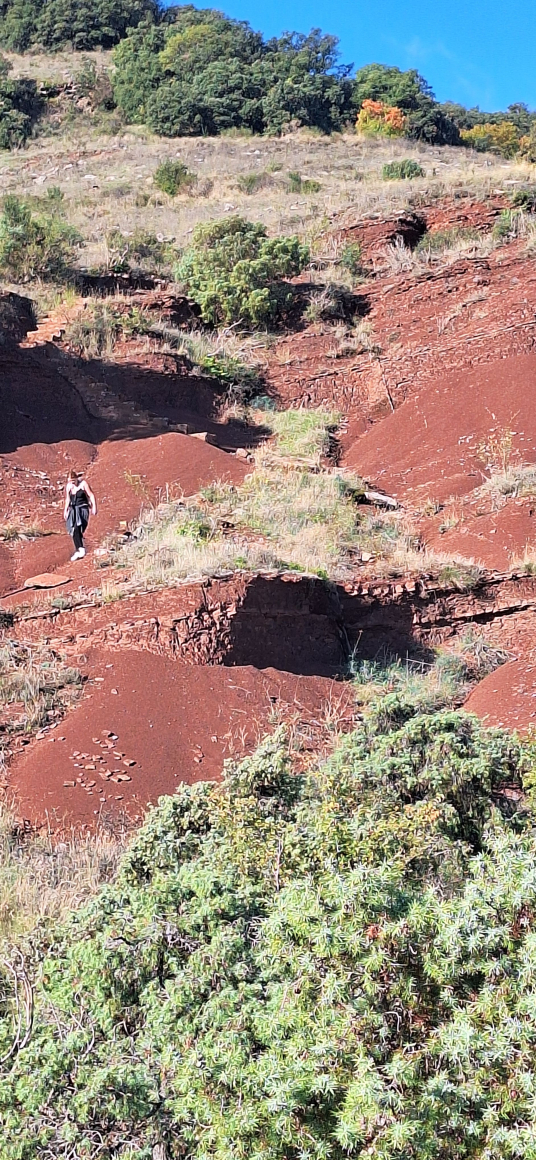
236, 171, 273, 194
382, 158, 425, 180
339, 240, 363, 276
288, 170, 321, 193
3, 693, 536, 1156
177, 216, 309, 327
0, 194, 81, 281
153, 159, 197, 197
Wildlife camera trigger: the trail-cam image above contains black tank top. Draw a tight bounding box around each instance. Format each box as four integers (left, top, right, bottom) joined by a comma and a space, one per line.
70, 487, 89, 509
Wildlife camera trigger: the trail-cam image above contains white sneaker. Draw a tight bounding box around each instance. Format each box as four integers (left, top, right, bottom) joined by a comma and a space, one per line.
71, 550, 81, 561
78, 547, 86, 558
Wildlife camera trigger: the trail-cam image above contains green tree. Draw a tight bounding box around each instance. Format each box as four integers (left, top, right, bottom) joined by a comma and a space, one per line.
0, 0, 157, 51
352, 63, 460, 145
177, 216, 309, 326
113, 9, 352, 136
353, 62, 434, 111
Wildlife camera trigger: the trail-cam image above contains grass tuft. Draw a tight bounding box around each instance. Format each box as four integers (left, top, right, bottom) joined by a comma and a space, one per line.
0, 803, 125, 940
251, 407, 340, 464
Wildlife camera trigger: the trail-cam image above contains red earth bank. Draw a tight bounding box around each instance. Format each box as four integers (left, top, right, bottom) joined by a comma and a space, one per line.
10, 649, 354, 827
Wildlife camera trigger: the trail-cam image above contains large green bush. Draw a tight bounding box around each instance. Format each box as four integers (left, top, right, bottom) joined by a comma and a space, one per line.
113, 8, 352, 136
0, 193, 81, 281
2, 693, 536, 1156
0, 0, 157, 51
177, 216, 309, 326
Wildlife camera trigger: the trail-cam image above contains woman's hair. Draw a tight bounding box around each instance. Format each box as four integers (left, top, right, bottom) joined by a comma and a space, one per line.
67, 470, 81, 483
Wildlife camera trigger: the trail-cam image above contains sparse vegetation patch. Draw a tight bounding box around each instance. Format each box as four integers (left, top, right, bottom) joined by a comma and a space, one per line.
382, 158, 425, 179
0, 193, 81, 282
153, 159, 197, 197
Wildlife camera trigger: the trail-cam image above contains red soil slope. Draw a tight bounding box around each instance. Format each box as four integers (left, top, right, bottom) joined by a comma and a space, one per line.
8, 199, 536, 823
346, 354, 536, 502
10, 649, 354, 827
465, 658, 536, 732
345, 354, 536, 570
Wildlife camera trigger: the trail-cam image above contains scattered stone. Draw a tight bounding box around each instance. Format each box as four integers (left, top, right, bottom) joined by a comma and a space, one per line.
23, 573, 71, 589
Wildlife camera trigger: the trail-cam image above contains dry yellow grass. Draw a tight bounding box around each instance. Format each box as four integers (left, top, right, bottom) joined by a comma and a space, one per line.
1, 49, 534, 279
0, 801, 125, 940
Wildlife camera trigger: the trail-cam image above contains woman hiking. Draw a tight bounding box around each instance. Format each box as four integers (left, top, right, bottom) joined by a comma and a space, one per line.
64, 470, 97, 561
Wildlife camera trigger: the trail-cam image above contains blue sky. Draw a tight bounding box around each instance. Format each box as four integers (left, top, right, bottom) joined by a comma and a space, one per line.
197, 0, 536, 111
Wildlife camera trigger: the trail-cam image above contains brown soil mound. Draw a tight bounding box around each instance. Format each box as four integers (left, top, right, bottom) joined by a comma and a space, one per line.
90, 431, 246, 536
464, 657, 536, 732
10, 649, 354, 827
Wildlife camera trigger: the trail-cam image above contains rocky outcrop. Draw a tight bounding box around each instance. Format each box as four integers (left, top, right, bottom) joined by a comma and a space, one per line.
0, 292, 36, 345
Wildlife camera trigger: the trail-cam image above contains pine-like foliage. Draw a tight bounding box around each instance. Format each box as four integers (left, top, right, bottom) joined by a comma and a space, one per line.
177, 216, 309, 326
2, 693, 536, 1157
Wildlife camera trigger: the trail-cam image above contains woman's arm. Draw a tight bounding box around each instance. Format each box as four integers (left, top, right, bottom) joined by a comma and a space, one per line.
82, 481, 97, 516
63, 483, 71, 520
